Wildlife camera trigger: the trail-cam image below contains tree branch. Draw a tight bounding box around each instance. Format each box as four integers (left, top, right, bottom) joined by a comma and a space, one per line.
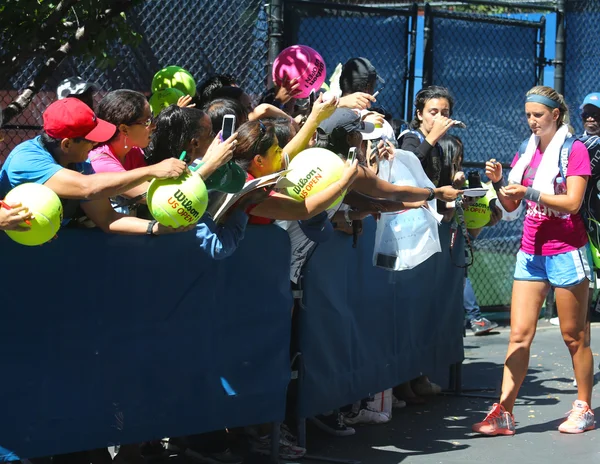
0, 0, 80, 84
3, 0, 137, 124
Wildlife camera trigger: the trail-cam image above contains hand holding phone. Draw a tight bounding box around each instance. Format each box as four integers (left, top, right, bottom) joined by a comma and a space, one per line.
221, 115, 236, 141
347, 147, 358, 163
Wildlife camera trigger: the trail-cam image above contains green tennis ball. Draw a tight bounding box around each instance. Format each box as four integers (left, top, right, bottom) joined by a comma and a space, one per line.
4, 183, 63, 246
147, 173, 208, 227
149, 88, 186, 117
286, 148, 345, 208
463, 195, 491, 229
151, 66, 196, 97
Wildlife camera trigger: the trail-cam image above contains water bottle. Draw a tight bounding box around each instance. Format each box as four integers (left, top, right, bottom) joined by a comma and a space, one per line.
555, 176, 567, 195
554, 177, 569, 219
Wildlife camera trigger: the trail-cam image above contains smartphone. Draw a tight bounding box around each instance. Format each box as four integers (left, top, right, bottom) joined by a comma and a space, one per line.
221, 115, 236, 141
347, 147, 358, 163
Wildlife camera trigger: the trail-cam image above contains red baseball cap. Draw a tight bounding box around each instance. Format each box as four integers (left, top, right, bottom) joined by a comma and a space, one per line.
43, 98, 116, 142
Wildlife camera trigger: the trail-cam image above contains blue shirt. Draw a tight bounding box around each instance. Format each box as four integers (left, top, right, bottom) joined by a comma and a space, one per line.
196, 210, 248, 259
0, 136, 94, 222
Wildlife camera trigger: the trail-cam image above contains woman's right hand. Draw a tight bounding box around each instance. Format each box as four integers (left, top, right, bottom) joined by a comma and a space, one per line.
0, 203, 32, 231
148, 158, 187, 179
202, 132, 238, 171
309, 93, 339, 124
485, 158, 503, 183
340, 159, 359, 187
434, 185, 463, 201
427, 116, 461, 145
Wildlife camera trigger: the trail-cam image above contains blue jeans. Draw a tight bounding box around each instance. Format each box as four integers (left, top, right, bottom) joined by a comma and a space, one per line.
464, 276, 482, 322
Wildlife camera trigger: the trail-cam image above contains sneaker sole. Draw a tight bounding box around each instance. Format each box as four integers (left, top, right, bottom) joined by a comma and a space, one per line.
558, 425, 595, 434
472, 427, 515, 436
308, 417, 356, 436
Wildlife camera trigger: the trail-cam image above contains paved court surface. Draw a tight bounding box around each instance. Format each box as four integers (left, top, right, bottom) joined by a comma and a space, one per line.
302, 322, 600, 464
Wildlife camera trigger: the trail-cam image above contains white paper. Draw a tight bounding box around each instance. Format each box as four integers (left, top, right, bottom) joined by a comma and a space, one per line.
211, 169, 292, 222
462, 187, 489, 197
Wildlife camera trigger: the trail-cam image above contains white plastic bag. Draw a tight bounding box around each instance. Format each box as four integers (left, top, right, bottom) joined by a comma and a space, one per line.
365, 389, 393, 420
373, 151, 442, 271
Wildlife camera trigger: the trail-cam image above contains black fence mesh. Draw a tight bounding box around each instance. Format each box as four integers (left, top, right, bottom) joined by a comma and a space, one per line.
3, 0, 596, 310
565, 0, 600, 135
425, 8, 545, 308
1, 0, 268, 162
283, 1, 414, 120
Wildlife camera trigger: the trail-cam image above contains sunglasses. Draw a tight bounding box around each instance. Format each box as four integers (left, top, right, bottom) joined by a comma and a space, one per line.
131, 117, 154, 127
581, 111, 600, 121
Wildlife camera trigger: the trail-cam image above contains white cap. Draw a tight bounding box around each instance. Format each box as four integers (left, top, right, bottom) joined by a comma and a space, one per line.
56, 76, 97, 100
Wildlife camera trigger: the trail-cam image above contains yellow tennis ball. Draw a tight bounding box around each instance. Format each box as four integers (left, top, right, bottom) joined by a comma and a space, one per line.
463, 195, 491, 229
151, 66, 196, 97
149, 88, 186, 117
147, 173, 208, 227
4, 183, 63, 246
286, 148, 345, 208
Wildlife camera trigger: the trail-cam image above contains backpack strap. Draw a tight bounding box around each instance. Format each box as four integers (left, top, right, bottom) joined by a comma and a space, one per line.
517, 138, 529, 157
558, 136, 576, 179
517, 137, 575, 178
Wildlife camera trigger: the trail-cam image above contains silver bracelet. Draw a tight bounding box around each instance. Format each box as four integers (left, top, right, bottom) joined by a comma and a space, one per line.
344, 209, 353, 226
523, 187, 541, 203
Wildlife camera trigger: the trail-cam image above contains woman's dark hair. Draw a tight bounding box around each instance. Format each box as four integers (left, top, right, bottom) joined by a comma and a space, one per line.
233, 120, 277, 171
146, 105, 207, 165
314, 127, 354, 159
209, 86, 245, 103
410, 85, 454, 130
265, 117, 294, 147
437, 134, 464, 186
203, 97, 248, 135
197, 74, 237, 106
97, 89, 147, 142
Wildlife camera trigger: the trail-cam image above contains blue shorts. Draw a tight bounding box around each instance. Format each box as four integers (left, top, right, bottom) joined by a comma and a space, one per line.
514, 245, 593, 288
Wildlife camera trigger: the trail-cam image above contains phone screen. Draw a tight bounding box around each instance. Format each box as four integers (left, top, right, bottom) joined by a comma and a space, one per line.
347, 147, 357, 163
222, 116, 236, 140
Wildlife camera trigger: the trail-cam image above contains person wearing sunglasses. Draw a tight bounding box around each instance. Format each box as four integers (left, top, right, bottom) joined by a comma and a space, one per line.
0, 98, 190, 237
87, 90, 157, 214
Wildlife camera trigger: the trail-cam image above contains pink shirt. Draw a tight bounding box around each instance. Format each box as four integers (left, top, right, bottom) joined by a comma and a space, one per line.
88, 144, 147, 173
511, 140, 590, 256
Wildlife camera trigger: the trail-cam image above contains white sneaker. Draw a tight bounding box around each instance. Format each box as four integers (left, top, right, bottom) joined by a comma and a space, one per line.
550, 317, 560, 326
392, 395, 407, 409
343, 407, 390, 425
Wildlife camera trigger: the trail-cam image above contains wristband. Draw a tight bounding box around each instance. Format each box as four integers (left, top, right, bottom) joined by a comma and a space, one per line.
147, 220, 157, 236
344, 209, 353, 226
492, 177, 506, 191
523, 187, 541, 203
425, 187, 435, 202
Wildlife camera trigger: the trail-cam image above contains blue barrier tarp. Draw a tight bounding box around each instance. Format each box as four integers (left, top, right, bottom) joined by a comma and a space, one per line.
297, 219, 465, 418
0, 225, 292, 460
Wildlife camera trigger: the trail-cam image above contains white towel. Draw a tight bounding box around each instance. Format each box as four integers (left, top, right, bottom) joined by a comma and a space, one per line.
508, 124, 571, 194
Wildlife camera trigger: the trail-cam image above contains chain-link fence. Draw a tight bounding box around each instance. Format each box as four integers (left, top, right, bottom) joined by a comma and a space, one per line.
283, 1, 417, 120
565, 0, 600, 135
422, 5, 548, 307
4, 0, 599, 309
0, 0, 268, 162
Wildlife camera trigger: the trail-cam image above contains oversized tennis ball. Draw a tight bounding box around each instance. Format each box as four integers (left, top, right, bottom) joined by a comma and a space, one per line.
4, 183, 63, 246
151, 66, 196, 97
463, 195, 491, 229
273, 45, 326, 99
147, 173, 208, 227
149, 88, 186, 117
286, 148, 345, 208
